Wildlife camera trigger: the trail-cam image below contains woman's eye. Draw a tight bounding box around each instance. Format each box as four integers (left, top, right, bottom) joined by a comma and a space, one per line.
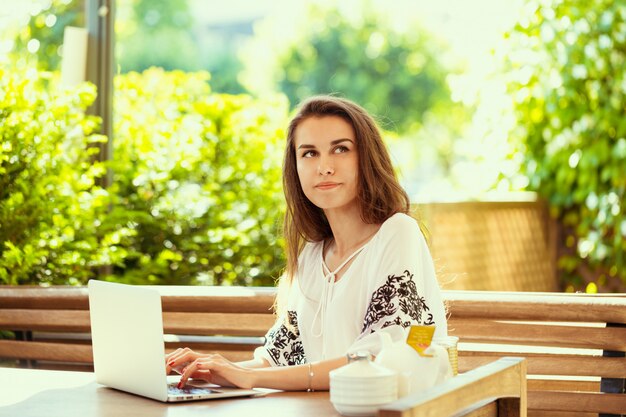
334, 145, 349, 153
302, 150, 316, 158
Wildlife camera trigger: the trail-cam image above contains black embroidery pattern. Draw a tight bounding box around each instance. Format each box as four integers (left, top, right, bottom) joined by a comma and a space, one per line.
361, 270, 434, 334
265, 310, 306, 366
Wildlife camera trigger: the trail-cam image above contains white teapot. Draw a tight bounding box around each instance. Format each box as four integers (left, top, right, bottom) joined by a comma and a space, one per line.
374, 331, 452, 397
330, 351, 398, 417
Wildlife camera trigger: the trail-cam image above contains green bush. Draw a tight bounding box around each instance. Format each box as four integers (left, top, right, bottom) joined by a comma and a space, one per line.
0, 65, 289, 286
241, 3, 453, 133
116, 0, 201, 74
106, 68, 288, 286
0, 68, 117, 285
506, 0, 626, 290
10, 0, 83, 72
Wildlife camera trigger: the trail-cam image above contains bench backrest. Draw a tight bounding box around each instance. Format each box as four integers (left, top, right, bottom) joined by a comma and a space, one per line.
1, 286, 625, 416
447, 290, 626, 416
0, 286, 276, 369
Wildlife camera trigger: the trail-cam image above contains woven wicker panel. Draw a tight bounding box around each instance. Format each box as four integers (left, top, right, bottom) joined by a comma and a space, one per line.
413, 201, 558, 292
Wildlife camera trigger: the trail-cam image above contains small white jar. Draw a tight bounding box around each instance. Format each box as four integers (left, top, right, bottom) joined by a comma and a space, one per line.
329, 351, 398, 417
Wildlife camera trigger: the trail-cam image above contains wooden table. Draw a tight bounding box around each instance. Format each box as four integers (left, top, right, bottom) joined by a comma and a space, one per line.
0, 358, 527, 417
0, 367, 341, 417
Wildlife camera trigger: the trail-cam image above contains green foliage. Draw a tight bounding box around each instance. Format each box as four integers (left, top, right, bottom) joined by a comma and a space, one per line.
0, 64, 288, 286
0, 68, 117, 285
116, 0, 200, 73
115, 0, 247, 94
132, 0, 193, 30
202, 46, 247, 95
242, 4, 453, 133
11, 0, 83, 71
10, 0, 246, 94
105, 68, 287, 286
507, 0, 626, 290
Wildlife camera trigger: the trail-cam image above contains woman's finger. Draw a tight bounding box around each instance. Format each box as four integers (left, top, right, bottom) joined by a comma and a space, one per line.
165, 348, 183, 362
177, 358, 211, 389
166, 347, 189, 367
165, 348, 186, 373
169, 348, 198, 365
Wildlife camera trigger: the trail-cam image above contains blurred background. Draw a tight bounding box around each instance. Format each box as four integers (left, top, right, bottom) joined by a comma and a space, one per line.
1, 0, 625, 293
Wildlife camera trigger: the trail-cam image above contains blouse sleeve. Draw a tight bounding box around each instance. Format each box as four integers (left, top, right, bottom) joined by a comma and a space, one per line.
254, 310, 307, 366
348, 214, 446, 355
254, 243, 320, 367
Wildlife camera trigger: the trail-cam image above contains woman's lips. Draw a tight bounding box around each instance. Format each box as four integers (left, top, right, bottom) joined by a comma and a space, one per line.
315, 182, 340, 190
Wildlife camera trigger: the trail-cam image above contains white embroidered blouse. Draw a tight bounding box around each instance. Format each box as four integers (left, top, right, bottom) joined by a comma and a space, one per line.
254, 212, 448, 366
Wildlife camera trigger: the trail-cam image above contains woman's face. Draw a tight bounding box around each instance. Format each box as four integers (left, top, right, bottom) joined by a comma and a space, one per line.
293, 115, 359, 213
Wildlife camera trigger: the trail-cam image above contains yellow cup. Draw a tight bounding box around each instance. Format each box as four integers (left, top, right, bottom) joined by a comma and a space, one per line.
434, 336, 459, 376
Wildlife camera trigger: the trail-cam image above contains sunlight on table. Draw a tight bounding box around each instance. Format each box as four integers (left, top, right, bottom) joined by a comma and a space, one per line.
0, 368, 94, 407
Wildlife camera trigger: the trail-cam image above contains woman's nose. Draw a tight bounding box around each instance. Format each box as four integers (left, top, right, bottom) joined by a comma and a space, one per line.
317, 158, 335, 175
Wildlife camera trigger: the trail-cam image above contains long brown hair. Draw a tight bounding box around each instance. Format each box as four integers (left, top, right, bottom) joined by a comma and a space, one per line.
282, 95, 410, 286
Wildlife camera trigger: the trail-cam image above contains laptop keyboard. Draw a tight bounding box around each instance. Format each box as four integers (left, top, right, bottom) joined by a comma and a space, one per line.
167, 382, 221, 396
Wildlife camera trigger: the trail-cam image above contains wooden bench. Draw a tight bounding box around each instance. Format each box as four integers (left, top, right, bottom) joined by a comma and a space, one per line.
0, 285, 276, 370
1, 286, 625, 416
380, 356, 527, 417
447, 290, 626, 417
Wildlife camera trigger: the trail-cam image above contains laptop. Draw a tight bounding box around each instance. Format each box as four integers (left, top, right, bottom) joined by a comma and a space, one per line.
87, 280, 260, 402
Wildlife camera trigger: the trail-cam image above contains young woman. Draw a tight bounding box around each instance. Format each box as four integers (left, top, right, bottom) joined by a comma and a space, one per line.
166, 96, 447, 391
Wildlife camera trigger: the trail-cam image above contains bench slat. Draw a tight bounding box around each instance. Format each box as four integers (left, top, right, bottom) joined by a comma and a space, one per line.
25, 339, 262, 354
0, 340, 256, 365
0, 340, 93, 363
528, 411, 596, 417
527, 379, 599, 392
528, 390, 626, 414
445, 291, 626, 318
0, 310, 277, 336
449, 318, 626, 350
0, 310, 90, 332
0, 286, 276, 313
0, 287, 90, 310
162, 295, 274, 313
459, 353, 626, 378
162, 312, 275, 336
449, 299, 626, 323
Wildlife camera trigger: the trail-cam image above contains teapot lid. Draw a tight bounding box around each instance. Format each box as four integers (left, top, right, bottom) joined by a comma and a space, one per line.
330, 351, 397, 380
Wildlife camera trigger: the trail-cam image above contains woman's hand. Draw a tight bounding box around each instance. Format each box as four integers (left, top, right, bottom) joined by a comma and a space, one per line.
165, 347, 198, 374
165, 348, 255, 389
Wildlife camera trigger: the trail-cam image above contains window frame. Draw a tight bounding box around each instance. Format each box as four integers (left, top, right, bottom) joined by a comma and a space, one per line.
85, 0, 114, 187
